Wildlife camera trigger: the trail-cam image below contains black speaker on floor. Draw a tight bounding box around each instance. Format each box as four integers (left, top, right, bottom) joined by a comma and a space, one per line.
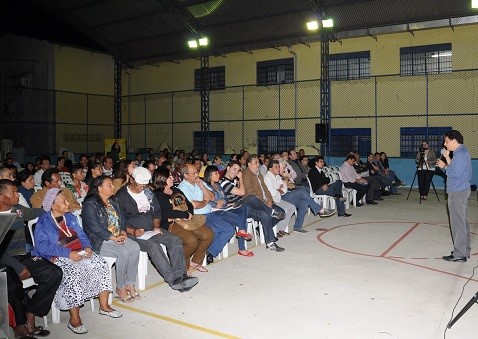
315, 123, 328, 143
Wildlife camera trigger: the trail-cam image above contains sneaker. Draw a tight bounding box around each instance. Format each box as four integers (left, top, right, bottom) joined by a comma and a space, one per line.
318, 208, 336, 218
266, 242, 285, 252
293, 229, 309, 234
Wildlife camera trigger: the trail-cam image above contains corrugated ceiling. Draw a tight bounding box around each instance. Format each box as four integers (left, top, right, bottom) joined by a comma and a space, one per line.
2, 0, 478, 65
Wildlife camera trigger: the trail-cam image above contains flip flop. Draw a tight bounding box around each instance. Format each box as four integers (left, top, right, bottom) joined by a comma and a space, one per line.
190, 262, 208, 272
29, 326, 50, 337
128, 291, 142, 300
237, 250, 254, 257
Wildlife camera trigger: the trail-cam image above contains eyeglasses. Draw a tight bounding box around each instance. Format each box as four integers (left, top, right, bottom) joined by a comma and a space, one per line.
186, 171, 198, 175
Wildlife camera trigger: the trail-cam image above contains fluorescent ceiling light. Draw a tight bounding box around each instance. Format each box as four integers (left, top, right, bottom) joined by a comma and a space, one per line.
188, 40, 198, 48
322, 18, 334, 28
307, 20, 319, 31
199, 37, 209, 46
472, 0, 478, 9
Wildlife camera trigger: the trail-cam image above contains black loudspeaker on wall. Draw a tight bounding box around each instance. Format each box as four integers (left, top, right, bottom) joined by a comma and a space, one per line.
315, 123, 328, 143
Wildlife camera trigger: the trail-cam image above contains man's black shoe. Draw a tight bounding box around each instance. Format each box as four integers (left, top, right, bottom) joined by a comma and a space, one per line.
206, 252, 214, 265
356, 202, 363, 207
366, 200, 378, 205
338, 213, 352, 217
374, 197, 384, 201
171, 276, 184, 290
271, 208, 286, 220
381, 190, 392, 196
442, 255, 467, 262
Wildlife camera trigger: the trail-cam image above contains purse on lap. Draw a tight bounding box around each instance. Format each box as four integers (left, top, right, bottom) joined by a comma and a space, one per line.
168, 193, 206, 231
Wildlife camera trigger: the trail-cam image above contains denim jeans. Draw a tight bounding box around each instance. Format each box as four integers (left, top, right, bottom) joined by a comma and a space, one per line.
241, 194, 276, 243
226, 205, 250, 250
282, 187, 322, 230
205, 212, 235, 256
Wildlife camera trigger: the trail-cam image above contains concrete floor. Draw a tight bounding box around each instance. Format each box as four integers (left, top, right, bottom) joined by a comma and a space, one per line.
29, 188, 478, 339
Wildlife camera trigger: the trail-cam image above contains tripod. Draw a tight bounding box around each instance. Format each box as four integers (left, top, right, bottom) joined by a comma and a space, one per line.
406, 152, 439, 203
447, 291, 478, 328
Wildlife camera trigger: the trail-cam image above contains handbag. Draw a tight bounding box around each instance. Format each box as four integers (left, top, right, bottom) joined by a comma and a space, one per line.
168, 192, 206, 231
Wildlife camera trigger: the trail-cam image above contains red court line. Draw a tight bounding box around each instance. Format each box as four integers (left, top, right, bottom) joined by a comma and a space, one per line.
380, 222, 420, 257
387, 257, 478, 283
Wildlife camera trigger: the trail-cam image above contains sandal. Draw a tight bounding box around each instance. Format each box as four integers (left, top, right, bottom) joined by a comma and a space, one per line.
190, 262, 208, 272
129, 291, 142, 300
116, 287, 134, 303
29, 326, 50, 337
237, 250, 254, 257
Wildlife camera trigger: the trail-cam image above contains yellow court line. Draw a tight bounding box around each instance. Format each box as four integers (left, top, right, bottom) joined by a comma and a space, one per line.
112, 301, 241, 339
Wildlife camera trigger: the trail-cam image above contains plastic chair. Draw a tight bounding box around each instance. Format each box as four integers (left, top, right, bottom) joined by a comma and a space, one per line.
305, 177, 336, 210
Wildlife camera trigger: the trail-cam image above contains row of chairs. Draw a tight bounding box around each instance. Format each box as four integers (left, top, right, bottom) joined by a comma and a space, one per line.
24, 216, 161, 326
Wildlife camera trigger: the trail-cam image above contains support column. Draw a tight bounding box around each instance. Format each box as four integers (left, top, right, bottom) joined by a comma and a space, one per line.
320, 32, 331, 156
114, 58, 122, 139
200, 55, 210, 153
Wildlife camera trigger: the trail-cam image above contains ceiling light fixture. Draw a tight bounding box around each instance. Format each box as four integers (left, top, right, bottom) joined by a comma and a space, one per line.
307, 20, 319, 31
322, 18, 334, 28
199, 37, 208, 46
188, 40, 198, 48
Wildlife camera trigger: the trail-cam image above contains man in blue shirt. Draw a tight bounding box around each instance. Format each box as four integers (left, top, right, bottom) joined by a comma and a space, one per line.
437, 130, 472, 262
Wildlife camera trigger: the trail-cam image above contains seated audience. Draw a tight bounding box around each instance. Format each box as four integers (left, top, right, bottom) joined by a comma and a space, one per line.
308, 156, 350, 217
203, 165, 254, 257
16, 170, 35, 207
178, 164, 236, 262
339, 154, 376, 206
65, 164, 89, 202
142, 160, 156, 177
287, 149, 308, 186
219, 161, 285, 246
299, 155, 311, 174
115, 167, 198, 291
264, 160, 334, 234
84, 162, 103, 187
102, 156, 114, 177
56, 157, 69, 173
152, 168, 214, 272
112, 159, 136, 194
33, 188, 121, 334
82, 176, 141, 303
30, 169, 81, 212
1, 167, 31, 208
134, 152, 144, 167
34, 156, 50, 187
0, 179, 61, 338
241, 155, 285, 252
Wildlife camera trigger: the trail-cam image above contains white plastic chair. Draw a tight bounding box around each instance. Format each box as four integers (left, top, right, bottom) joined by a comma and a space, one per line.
59, 172, 73, 186
305, 177, 336, 211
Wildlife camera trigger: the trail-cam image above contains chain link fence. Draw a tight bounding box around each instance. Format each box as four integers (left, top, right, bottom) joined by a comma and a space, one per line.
1, 69, 477, 159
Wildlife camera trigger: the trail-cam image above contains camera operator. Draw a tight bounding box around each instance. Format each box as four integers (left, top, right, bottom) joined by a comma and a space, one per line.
415, 140, 437, 201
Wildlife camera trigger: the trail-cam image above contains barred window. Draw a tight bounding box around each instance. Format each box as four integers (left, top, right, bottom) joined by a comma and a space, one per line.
400, 127, 451, 157
330, 128, 371, 157
400, 43, 452, 76
193, 131, 224, 154
257, 129, 295, 154
329, 51, 370, 80
194, 66, 225, 91
257, 58, 294, 86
